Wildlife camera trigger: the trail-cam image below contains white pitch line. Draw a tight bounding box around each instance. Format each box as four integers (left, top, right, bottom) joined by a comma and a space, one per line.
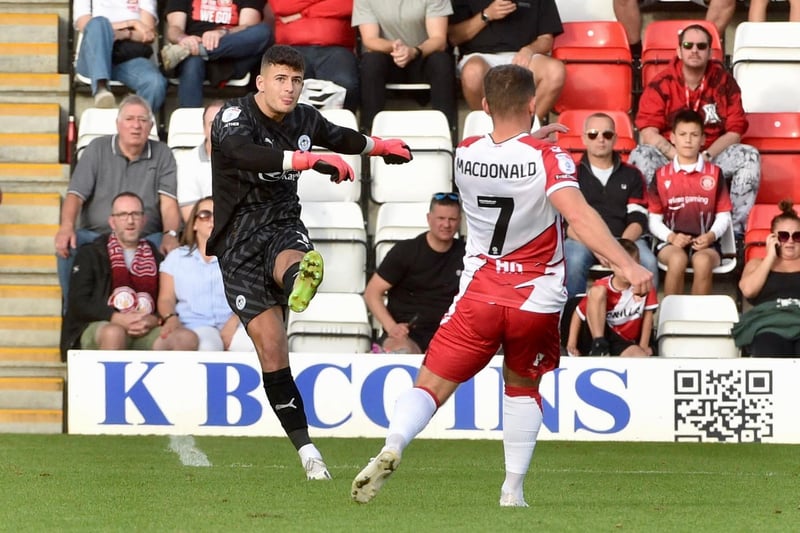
169, 435, 212, 467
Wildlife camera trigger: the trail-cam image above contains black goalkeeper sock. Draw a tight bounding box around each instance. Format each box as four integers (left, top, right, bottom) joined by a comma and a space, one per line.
282, 263, 300, 301
263, 368, 311, 450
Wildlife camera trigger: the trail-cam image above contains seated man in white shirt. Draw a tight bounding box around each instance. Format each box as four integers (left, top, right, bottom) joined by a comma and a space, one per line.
176, 100, 223, 222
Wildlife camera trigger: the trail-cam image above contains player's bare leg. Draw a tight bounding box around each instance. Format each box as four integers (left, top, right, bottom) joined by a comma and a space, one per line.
352, 366, 458, 503
247, 306, 330, 480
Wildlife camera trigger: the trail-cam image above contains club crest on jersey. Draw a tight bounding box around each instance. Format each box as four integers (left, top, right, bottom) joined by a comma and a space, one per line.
297, 134, 312, 151
700, 175, 716, 191
221, 106, 241, 123
555, 152, 576, 174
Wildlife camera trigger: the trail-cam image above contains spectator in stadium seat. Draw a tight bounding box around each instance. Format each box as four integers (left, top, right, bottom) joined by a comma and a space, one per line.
448, 0, 566, 124
162, 0, 272, 108
270, 0, 359, 112
158, 197, 255, 352
749, 0, 800, 21
735, 200, 800, 357
613, 0, 736, 58
55, 95, 181, 308
73, 0, 167, 111
565, 238, 657, 357
176, 100, 223, 222
629, 23, 759, 237
60, 192, 198, 360
352, 0, 458, 135
564, 112, 658, 298
365, 192, 465, 354
647, 109, 732, 296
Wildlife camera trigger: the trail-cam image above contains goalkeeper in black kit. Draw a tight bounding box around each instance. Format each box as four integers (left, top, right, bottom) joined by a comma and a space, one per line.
208, 44, 412, 480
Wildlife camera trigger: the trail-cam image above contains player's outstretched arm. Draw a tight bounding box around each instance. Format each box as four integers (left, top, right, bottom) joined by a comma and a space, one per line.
551, 187, 653, 295
364, 136, 413, 164
291, 150, 355, 183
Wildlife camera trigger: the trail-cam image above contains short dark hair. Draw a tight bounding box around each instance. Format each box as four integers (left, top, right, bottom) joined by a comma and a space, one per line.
261, 44, 305, 73
618, 238, 639, 261
483, 64, 536, 118
111, 191, 144, 210
678, 24, 713, 46
671, 109, 704, 132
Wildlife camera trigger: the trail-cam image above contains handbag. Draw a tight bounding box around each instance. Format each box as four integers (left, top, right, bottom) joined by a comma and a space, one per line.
112, 39, 153, 64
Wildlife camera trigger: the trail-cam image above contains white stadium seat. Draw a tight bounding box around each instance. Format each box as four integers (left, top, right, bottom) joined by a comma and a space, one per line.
372, 202, 430, 267
554, 0, 616, 22
76, 107, 159, 159
370, 110, 453, 203
732, 22, 800, 112
657, 295, 740, 358
319, 108, 359, 130
287, 293, 372, 353
461, 110, 540, 141
300, 201, 367, 293
297, 108, 362, 203
167, 107, 205, 151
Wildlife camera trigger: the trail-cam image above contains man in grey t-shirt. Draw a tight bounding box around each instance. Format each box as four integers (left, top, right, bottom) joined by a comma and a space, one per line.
54, 94, 181, 308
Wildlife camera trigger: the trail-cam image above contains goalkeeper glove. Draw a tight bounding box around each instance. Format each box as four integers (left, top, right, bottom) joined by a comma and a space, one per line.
292, 150, 355, 183
369, 137, 413, 164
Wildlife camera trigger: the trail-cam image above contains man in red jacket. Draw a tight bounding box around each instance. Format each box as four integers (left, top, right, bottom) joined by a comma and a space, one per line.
629, 23, 760, 237
269, 0, 359, 111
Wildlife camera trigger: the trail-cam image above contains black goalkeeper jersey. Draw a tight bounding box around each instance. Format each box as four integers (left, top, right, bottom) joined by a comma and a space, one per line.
207, 93, 366, 256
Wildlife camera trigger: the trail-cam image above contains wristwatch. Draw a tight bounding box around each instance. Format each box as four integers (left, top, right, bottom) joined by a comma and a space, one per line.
481, 10, 490, 23
163, 229, 178, 238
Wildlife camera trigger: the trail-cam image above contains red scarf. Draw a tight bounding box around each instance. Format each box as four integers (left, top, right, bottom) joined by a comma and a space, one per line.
106, 233, 158, 311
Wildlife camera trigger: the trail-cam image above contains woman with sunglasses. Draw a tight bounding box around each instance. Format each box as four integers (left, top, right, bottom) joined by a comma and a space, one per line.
157, 197, 254, 352
735, 200, 800, 357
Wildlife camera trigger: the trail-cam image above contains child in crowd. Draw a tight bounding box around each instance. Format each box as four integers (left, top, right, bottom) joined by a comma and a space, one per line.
647, 109, 733, 296
565, 238, 658, 357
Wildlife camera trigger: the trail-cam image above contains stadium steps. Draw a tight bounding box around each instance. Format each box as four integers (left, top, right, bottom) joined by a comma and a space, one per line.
0, 162, 70, 194
0, 1, 70, 433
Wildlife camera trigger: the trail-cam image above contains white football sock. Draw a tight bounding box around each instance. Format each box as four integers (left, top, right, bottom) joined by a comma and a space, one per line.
383, 387, 438, 455
298, 443, 322, 464
501, 394, 542, 498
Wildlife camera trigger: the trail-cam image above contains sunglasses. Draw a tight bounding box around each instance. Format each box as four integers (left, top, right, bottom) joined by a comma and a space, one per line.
777, 231, 800, 243
195, 210, 213, 220
681, 41, 710, 51
586, 130, 615, 140
432, 192, 459, 201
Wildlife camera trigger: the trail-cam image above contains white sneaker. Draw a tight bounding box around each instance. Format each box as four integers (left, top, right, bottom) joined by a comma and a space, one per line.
304, 457, 331, 480
351, 449, 401, 503
94, 88, 116, 108
499, 491, 529, 507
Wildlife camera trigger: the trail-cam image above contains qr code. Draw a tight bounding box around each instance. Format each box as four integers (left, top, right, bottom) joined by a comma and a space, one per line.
673, 369, 774, 443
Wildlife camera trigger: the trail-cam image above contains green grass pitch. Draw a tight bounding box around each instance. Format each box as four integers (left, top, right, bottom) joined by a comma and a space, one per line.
1, 435, 798, 532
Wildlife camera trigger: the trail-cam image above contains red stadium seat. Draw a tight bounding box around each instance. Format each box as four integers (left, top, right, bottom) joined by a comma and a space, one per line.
552, 21, 633, 114
555, 109, 636, 161
641, 20, 724, 88
742, 113, 800, 204
744, 204, 783, 262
